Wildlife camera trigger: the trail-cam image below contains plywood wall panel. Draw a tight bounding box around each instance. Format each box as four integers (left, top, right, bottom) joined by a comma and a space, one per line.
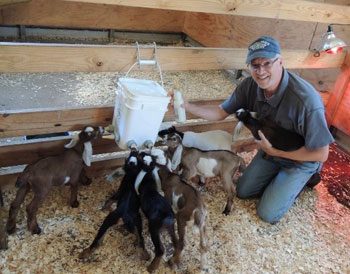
184, 13, 316, 49
0, 0, 184, 32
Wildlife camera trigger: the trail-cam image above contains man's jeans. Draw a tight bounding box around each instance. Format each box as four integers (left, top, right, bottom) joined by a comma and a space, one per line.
236, 150, 321, 223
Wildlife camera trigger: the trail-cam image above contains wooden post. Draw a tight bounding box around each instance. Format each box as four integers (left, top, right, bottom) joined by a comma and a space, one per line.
326, 52, 350, 135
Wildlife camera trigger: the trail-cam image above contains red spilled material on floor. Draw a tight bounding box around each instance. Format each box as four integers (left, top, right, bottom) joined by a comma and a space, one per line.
321, 143, 350, 208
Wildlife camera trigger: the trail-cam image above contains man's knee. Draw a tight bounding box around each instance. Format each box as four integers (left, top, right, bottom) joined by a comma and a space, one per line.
257, 208, 281, 224
236, 180, 252, 199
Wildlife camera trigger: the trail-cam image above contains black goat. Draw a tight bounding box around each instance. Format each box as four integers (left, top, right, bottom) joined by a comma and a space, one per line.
234, 109, 321, 187
135, 152, 178, 273
7, 126, 104, 235
79, 150, 149, 260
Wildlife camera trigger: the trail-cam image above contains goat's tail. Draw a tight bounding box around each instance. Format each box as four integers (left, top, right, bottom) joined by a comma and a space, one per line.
238, 157, 247, 173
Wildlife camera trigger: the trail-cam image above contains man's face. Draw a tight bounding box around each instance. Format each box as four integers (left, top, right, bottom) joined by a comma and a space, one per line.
249, 56, 283, 93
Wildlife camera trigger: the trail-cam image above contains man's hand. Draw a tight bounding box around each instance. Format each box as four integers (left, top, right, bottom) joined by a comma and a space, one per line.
255, 130, 279, 156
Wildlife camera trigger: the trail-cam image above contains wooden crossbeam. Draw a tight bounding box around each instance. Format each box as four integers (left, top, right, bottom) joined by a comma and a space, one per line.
0, 0, 30, 6
0, 99, 225, 138
0, 42, 345, 73
0, 119, 239, 167
63, 0, 350, 24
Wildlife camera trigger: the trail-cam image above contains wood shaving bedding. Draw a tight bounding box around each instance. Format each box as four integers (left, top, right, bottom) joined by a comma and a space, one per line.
1, 150, 350, 274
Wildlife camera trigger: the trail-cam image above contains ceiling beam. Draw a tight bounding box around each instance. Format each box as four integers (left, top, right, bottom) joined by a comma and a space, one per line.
63, 0, 350, 24
0, 42, 345, 73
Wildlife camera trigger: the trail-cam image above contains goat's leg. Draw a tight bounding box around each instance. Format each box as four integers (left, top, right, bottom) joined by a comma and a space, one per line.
69, 181, 79, 208
101, 189, 121, 211
194, 210, 209, 271
222, 171, 235, 215
79, 169, 92, 186
134, 213, 150, 260
79, 209, 122, 259
0, 215, 8, 250
147, 223, 164, 273
26, 191, 48, 234
169, 215, 188, 268
6, 183, 30, 234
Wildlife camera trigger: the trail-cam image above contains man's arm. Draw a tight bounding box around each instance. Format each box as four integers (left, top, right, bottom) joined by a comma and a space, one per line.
256, 130, 329, 162
184, 100, 229, 121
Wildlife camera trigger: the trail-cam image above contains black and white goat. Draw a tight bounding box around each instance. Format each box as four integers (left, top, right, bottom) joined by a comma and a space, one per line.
135, 152, 178, 273
6, 126, 104, 235
233, 108, 304, 151
165, 133, 246, 215
151, 148, 208, 271
79, 150, 149, 261
233, 108, 321, 187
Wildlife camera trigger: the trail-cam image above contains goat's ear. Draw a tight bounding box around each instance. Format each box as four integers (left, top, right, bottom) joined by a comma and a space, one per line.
65, 134, 80, 148
83, 141, 92, 166
134, 170, 146, 195
171, 144, 183, 171
233, 121, 244, 142
250, 112, 258, 119
152, 168, 162, 193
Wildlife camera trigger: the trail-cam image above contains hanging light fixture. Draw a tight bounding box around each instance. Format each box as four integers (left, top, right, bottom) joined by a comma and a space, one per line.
313, 25, 347, 57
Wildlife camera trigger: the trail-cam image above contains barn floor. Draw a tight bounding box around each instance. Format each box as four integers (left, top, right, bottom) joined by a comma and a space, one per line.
1, 147, 350, 274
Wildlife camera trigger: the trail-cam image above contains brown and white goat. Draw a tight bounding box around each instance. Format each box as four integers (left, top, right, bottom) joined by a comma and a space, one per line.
151, 148, 208, 271
6, 126, 104, 235
165, 133, 246, 215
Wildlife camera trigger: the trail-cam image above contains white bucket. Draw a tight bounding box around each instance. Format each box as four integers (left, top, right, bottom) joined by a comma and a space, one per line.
113, 77, 170, 149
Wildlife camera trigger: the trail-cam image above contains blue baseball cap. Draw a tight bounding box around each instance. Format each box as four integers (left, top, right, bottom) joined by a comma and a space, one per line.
246, 36, 281, 64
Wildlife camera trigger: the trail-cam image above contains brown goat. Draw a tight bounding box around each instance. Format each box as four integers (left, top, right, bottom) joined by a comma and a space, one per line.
6, 126, 104, 235
151, 148, 208, 271
165, 133, 246, 215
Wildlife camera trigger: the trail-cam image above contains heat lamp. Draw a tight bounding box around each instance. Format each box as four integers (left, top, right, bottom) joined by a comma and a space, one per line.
313, 25, 347, 57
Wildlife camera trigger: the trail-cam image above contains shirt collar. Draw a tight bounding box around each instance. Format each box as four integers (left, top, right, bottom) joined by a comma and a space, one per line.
257, 68, 289, 107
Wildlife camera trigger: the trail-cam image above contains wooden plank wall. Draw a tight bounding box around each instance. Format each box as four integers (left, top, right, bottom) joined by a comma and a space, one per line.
0, 0, 184, 32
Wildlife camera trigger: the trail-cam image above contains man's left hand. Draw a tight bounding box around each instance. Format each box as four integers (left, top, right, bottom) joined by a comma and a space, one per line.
255, 130, 278, 156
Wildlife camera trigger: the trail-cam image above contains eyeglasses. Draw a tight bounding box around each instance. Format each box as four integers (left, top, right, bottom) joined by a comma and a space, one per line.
248, 58, 279, 72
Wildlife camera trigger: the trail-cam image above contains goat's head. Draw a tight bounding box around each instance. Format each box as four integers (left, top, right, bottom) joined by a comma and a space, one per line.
124, 150, 140, 173
235, 109, 258, 122
164, 133, 182, 149
64, 126, 105, 166
134, 152, 162, 195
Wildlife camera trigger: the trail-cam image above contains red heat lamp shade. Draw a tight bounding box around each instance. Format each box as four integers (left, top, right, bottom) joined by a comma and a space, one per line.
322, 25, 346, 54
325, 46, 345, 54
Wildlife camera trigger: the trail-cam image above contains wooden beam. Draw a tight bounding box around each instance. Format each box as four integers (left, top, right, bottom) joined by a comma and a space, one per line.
0, 99, 225, 138
63, 0, 350, 24
0, 118, 240, 167
0, 42, 345, 73
0, 0, 30, 6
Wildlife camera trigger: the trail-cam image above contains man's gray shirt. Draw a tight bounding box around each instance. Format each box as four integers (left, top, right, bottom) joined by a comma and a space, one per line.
221, 69, 334, 150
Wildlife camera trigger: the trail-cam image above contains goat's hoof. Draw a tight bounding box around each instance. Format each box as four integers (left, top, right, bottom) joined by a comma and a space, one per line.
71, 201, 79, 208
222, 209, 231, 216
81, 178, 92, 186
140, 251, 151, 261
6, 224, 16, 235
31, 226, 42, 235
146, 265, 156, 273
79, 249, 91, 259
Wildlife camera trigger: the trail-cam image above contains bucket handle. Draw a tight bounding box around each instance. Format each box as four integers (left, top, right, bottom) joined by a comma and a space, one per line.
125, 42, 164, 88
